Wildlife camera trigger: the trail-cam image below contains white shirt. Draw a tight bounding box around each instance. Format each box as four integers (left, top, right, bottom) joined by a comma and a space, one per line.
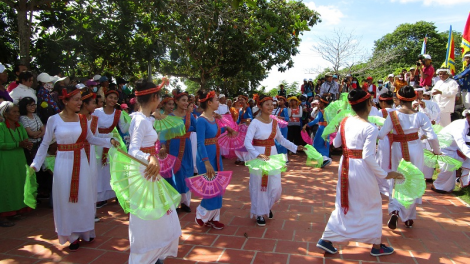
9, 83, 37, 104
432, 78, 459, 113
412, 99, 441, 123
215, 104, 229, 115
375, 86, 388, 103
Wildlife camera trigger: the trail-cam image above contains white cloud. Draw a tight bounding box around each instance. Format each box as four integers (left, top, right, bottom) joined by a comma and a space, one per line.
305, 2, 345, 25
391, 0, 470, 6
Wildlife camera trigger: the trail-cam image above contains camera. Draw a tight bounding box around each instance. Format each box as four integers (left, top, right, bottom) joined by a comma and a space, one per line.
416, 54, 425, 66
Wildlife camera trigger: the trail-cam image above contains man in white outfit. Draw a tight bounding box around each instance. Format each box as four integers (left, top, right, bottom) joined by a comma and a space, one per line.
215, 94, 229, 115
431, 68, 459, 127
433, 110, 470, 192
414, 88, 441, 181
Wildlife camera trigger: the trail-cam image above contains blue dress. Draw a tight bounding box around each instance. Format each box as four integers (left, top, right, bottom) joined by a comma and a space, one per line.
306, 110, 329, 157
237, 107, 253, 124
161, 112, 197, 194
196, 117, 226, 210
274, 107, 289, 154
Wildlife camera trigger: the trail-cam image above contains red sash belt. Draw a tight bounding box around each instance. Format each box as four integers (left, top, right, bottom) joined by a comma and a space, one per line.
99, 110, 121, 165
390, 111, 416, 162
339, 117, 364, 215
141, 146, 156, 156
57, 114, 88, 203
318, 121, 328, 127
167, 112, 192, 162
240, 118, 249, 124
254, 120, 277, 191
392, 132, 419, 142
203, 121, 221, 170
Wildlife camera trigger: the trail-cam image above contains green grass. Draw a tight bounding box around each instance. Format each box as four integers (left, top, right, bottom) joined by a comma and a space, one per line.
453, 186, 470, 205
432, 168, 470, 205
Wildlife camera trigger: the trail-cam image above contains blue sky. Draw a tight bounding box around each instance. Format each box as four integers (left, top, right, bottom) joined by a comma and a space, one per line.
259, 0, 470, 90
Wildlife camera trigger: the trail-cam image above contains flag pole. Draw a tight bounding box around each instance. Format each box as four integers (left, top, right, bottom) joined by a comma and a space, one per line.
445, 25, 452, 68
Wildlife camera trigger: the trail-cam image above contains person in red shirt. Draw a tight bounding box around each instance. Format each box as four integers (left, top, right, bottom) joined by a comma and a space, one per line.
418, 54, 434, 89
6, 64, 28, 92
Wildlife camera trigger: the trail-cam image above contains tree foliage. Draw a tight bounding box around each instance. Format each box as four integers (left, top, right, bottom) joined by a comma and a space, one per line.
0, 0, 320, 96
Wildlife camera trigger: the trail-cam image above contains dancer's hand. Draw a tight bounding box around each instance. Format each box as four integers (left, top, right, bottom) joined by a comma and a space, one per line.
152, 111, 166, 120
205, 161, 215, 179
433, 150, 442, 155
145, 156, 161, 181
302, 125, 307, 131
30, 165, 37, 173
386, 171, 404, 179
226, 127, 237, 136
214, 113, 222, 119
158, 145, 167, 159
257, 154, 270, 161
297, 145, 306, 151
110, 138, 120, 148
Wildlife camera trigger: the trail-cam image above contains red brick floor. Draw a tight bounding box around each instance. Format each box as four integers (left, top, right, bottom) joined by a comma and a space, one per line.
1, 154, 470, 264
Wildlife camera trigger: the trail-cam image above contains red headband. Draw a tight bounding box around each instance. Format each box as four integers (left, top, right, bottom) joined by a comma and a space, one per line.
59, 88, 80, 100
161, 97, 174, 105
349, 93, 371, 105
239, 95, 248, 101
379, 95, 393, 101
253, 94, 260, 103
276, 96, 286, 102
81, 93, 97, 101
257, 96, 273, 107
199, 91, 216, 103
320, 98, 329, 104
105, 90, 119, 97
174, 92, 188, 100
135, 87, 160, 96
396, 92, 417, 102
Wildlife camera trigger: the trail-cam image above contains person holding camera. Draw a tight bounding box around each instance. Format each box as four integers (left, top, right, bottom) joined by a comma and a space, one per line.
319, 72, 339, 101
416, 54, 434, 90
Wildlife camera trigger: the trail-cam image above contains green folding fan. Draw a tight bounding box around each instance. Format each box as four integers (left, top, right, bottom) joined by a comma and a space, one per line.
304, 145, 323, 168
394, 159, 426, 208
153, 115, 186, 140
245, 154, 287, 175
108, 148, 181, 220
24, 165, 38, 209
423, 149, 462, 171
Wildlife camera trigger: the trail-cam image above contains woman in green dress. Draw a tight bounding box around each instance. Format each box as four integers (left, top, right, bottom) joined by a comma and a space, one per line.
0, 101, 33, 227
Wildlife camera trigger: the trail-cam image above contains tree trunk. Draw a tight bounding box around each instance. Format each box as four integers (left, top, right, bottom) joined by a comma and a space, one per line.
17, 0, 31, 67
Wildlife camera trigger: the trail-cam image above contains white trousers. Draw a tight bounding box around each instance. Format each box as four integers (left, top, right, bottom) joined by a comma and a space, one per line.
439, 112, 451, 127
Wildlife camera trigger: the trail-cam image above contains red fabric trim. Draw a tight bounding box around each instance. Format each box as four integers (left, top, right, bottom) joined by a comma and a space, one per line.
390, 111, 413, 162
57, 114, 87, 203
253, 120, 277, 191
339, 117, 363, 215
170, 112, 191, 161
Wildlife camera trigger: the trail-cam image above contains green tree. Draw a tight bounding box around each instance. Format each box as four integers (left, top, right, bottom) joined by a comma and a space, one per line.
0, 2, 18, 64
160, 0, 320, 94
373, 21, 447, 67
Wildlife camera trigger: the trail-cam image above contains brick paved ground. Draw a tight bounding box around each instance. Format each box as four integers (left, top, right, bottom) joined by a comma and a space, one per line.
1, 154, 470, 264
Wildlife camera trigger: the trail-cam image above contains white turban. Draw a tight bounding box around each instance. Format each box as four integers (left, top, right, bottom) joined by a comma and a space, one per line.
0, 101, 14, 118
463, 109, 470, 117
436, 68, 451, 75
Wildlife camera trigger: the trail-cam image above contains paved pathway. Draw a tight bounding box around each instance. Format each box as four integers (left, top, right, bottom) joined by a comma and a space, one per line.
1, 154, 470, 264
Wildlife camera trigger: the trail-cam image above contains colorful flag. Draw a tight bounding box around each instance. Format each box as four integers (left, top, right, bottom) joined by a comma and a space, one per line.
441, 25, 456, 75
421, 34, 428, 55
462, 12, 470, 70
